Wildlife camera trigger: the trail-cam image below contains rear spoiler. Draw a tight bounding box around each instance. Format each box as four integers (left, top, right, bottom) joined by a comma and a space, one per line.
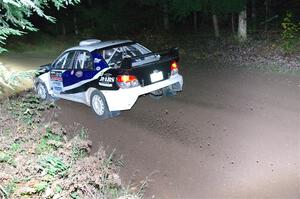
120, 47, 179, 70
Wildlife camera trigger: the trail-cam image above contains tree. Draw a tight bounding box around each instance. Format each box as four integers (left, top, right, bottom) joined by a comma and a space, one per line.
238, 9, 247, 41
0, 0, 80, 53
169, 0, 246, 38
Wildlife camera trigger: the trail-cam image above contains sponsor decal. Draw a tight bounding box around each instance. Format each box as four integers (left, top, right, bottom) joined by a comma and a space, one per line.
52, 81, 63, 94
98, 73, 115, 87
50, 72, 62, 81
94, 58, 102, 63
99, 82, 113, 87
75, 71, 83, 78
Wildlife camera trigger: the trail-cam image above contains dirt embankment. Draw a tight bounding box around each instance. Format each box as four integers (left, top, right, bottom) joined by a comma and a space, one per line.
0, 93, 143, 199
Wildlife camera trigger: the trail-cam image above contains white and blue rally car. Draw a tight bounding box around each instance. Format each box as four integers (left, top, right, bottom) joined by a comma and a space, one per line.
35, 39, 183, 118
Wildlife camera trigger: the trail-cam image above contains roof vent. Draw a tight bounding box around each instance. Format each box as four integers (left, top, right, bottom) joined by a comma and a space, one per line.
79, 39, 101, 46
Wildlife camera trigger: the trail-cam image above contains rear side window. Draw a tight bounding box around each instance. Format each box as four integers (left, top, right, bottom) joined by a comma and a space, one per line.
73, 51, 94, 70
97, 43, 151, 67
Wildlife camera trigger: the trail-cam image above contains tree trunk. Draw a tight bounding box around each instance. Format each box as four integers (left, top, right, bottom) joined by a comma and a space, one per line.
163, 1, 169, 30
193, 11, 197, 32
251, 0, 256, 21
212, 14, 220, 38
62, 22, 66, 36
251, 0, 256, 31
238, 9, 247, 42
231, 13, 235, 33
87, 0, 92, 7
73, 14, 79, 36
264, 0, 269, 32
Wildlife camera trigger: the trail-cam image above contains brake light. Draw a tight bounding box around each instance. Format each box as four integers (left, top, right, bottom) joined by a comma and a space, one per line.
171, 61, 178, 75
117, 75, 140, 88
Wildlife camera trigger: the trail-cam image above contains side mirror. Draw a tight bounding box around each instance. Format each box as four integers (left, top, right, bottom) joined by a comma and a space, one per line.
120, 57, 132, 70
40, 63, 52, 71
46, 65, 52, 71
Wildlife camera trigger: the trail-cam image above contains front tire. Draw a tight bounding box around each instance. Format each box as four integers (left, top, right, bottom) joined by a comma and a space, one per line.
90, 90, 111, 119
36, 83, 49, 101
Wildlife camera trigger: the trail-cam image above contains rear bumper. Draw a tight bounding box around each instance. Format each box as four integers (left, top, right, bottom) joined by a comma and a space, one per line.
102, 74, 183, 111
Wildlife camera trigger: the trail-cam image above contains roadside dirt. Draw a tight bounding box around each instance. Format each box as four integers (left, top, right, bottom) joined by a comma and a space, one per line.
1, 55, 300, 198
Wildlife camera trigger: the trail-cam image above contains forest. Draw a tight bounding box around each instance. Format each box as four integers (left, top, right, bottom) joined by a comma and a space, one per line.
35, 0, 299, 38
2, 0, 300, 49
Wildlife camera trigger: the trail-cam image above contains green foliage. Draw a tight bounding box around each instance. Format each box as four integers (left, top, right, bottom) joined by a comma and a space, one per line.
0, 0, 80, 52
3, 179, 17, 197
55, 185, 62, 193
0, 141, 23, 166
0, 151, 14, 165
71, 146, 88, 161
6, 92, 55, 124
70, 191, 80, 199
281, 12, 300, 53
34, 181, 48, 193
170, 0, 208, 18
157, 0, 247, 20
36, 128, 63, 154
39, 155, 69, 177
210, 0, 246, 14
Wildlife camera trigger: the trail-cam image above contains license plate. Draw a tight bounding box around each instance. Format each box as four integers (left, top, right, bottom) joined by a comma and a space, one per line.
150, 71, 163, 83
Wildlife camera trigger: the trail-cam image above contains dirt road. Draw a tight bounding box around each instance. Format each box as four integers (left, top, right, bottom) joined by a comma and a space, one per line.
2, 55, 300, 198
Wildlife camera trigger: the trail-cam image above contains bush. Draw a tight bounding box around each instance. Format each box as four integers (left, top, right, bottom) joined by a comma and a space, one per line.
0, 64, 35, 98
281, 12, 300, 53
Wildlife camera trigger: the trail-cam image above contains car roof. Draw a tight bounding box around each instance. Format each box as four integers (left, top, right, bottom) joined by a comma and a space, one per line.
65, 40, 133, 53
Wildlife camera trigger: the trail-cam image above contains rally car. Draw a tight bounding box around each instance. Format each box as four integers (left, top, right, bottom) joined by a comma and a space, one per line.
35, 39, 183, 118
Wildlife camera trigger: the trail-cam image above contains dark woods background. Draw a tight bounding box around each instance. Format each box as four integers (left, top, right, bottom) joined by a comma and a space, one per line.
30, 0, 300, 37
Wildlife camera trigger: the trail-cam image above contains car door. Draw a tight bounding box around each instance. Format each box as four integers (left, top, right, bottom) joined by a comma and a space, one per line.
62, 50, 98, 92
50, 51, 75, 95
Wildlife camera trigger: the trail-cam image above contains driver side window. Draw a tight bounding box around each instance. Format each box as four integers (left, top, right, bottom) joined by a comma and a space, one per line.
53, 51, 75, 69
53, 53, 68, 69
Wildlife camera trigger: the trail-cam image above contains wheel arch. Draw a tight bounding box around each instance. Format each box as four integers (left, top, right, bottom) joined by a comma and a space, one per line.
35, 72, 51, 93
85, 87, 98, 106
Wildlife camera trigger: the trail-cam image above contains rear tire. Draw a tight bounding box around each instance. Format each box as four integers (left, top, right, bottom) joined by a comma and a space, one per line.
149, 87, 177, 99
149, 88, 164, 100
90, 90, 111, 119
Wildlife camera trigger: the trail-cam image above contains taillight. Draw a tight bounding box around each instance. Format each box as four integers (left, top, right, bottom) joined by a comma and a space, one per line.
171, 61, 179, 75
116, 75, 140, 88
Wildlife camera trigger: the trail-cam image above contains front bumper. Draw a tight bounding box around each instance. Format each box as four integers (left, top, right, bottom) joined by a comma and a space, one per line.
102, 74, 183, 111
